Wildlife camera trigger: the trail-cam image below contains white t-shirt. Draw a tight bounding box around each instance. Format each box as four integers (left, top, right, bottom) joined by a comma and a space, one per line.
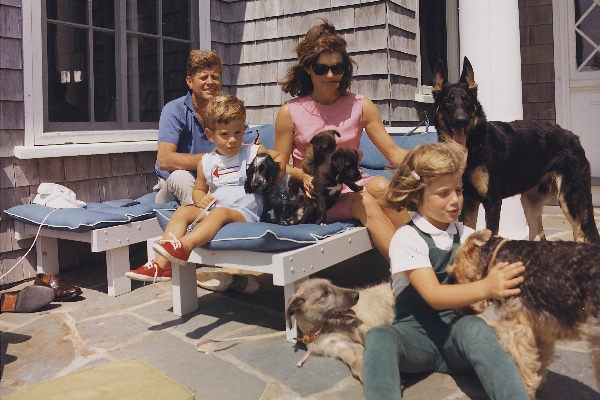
389, 212, 475, 298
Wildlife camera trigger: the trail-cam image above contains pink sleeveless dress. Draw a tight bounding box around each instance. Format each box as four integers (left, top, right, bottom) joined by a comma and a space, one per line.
287, 93, 373, 221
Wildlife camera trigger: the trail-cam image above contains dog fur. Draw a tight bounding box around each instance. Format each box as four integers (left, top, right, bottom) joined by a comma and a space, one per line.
245, 153, 317, 225
302, 129, 341, 176
432, 57, 600, 244
447, 229, 600, 398
285, 278, 394, 381
311, 147, 364, 224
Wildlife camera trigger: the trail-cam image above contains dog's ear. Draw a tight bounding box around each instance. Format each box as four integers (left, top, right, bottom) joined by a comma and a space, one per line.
244, 163, 255, 193
285, 295, 304, 329
432, 59, 447, 97
470, 229, 492, 246
330, 150, 345, 172
460, 57, 478, 91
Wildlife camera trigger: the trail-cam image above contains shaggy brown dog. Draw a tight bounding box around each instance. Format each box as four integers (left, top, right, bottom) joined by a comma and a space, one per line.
447, 229, 600, 399
285, 278, 394, 381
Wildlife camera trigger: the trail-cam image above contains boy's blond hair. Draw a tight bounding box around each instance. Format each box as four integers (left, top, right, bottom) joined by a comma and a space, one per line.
383, 141, 467, 212
200, 94, 246, 131
186, 50, 222, 77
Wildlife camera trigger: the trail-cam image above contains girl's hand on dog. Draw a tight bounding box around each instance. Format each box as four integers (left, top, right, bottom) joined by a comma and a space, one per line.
485, 261, 525, 300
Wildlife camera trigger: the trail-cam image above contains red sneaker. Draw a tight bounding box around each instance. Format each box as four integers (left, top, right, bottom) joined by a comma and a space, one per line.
153, 233, 191, 265
125, 260, 172, 282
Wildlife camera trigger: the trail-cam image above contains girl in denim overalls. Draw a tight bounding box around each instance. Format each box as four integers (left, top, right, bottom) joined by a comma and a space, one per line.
362, 142, 529, 400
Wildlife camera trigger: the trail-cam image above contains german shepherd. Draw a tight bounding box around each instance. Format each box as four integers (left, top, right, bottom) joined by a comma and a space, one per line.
432, 56, 599, 243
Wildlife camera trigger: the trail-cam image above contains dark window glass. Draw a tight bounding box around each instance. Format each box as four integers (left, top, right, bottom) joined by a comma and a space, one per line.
163, 40, 190, 103
127, 0, 158, 35
47, 0, 87, 24
419, 0, 447, 86
162, 0, 191, 40
93, 31, 116, 122
92, 0, 115, 29
128, 36, 159, 122
575, 0, 600, 71
47, 23, 89, 122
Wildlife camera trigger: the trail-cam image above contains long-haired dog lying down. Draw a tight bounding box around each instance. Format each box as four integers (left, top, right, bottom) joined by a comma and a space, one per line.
285, 278, 394, 381
447, 229, 600, 399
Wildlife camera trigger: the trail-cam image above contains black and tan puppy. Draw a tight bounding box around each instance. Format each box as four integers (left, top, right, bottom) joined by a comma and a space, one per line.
432, 57, 600, 243
302, 129, 341, 176
312, 147, 363, 224
447, 229, 600, 398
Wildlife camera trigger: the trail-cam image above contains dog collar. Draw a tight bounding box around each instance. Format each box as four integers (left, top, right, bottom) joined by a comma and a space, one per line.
294, 325, 324, 344
486, 237, 510, 274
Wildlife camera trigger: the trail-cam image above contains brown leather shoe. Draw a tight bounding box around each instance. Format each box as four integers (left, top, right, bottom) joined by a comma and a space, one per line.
1, 286, 55, 313
34, 273, 82, 301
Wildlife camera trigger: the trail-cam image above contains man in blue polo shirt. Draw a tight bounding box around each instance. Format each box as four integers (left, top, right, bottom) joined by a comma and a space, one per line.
154, 50, 256, 205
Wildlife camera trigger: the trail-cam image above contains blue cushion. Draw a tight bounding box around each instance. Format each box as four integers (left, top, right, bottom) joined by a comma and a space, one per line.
250, 124, 275, 150
359, 131, 439, 170
4, 194, 178, 233
154, 208, 360, 252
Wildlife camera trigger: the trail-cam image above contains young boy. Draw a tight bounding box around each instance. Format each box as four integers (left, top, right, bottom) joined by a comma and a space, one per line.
126, 94, 286, 282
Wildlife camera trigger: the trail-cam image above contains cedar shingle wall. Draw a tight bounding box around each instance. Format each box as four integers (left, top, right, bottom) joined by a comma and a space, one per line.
519, 0, 556, 122
0, 2, 157, 286
212, 0, 421, 126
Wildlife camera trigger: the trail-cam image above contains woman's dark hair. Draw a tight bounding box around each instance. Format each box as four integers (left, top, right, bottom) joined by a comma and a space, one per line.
279, 19, 356, 97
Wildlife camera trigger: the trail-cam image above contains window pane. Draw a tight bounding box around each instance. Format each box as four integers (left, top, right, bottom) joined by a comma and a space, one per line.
47, 23, 89, 122
162, 0, 191, 40
163, 40, 190, 103
128, 36, 159, 122
92, 0, 115, 29
47, 0, 87, 24
94, 31, 116, 122
127, 0, 158, 35
575, 0, 600, 71
419, 0, 447, 86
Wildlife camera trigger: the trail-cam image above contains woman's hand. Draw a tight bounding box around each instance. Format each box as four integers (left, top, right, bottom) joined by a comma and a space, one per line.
484, 261, 525, 300
303, 173, 315, 197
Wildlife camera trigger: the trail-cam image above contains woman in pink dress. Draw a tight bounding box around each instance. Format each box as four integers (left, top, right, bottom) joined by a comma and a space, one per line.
274, 19, 409, 260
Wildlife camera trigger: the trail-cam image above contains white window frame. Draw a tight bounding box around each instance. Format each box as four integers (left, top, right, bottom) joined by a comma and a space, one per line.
16, 0, 211, 159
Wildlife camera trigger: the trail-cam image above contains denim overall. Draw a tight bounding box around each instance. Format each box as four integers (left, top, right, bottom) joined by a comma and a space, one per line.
363, 222, 529, 400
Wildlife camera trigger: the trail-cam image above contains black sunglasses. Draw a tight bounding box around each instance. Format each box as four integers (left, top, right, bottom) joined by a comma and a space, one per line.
311, 62, 345, 75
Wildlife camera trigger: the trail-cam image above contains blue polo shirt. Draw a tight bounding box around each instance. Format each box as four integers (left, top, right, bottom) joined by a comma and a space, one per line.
155, 91, 258, 180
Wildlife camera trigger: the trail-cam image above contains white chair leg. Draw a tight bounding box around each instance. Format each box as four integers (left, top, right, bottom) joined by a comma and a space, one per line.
36, 235, 60, 275
105, 247, 132, 297
172, 262, 198, 316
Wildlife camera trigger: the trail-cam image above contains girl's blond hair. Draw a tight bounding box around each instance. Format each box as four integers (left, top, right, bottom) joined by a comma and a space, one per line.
201, 94, 246, 131
383, 141, 467, 212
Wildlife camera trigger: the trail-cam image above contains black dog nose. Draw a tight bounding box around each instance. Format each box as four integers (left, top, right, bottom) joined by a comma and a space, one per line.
454, 111, 469, 127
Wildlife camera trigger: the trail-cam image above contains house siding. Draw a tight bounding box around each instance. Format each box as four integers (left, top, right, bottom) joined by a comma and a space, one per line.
212, 0, 421, 127
519, 0, 556, 122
